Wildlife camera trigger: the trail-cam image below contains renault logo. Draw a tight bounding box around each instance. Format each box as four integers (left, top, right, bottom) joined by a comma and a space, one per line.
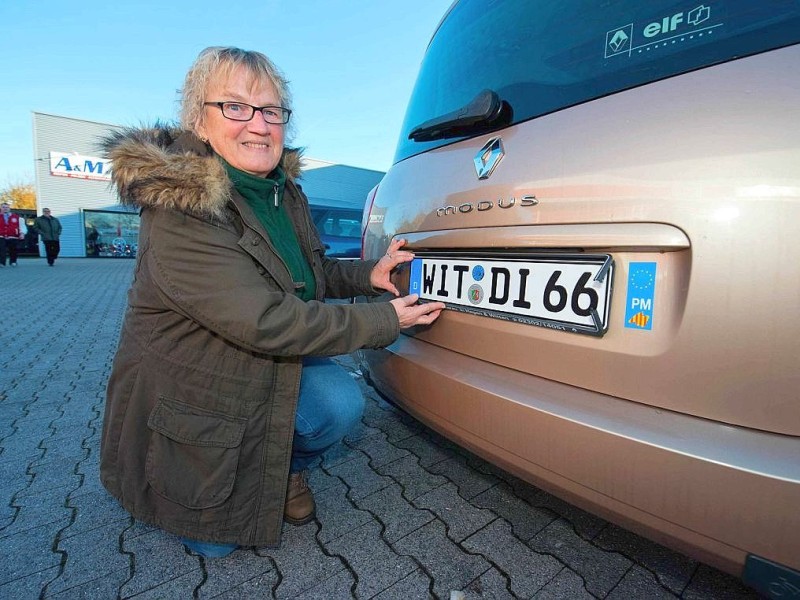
474, 136, 504, 179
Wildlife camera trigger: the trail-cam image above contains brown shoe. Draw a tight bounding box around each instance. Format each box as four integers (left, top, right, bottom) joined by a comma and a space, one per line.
284, 470, 315, 525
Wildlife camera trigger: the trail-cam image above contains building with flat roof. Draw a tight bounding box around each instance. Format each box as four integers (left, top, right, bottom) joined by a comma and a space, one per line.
31, 112, 383, 259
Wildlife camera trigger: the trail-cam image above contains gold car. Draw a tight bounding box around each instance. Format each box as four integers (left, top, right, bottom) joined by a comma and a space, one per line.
356, 0, 800, 593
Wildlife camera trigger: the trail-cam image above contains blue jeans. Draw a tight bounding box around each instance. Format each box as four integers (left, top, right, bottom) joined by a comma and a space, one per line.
290, 356, 364, 472
180, 537, 238, 558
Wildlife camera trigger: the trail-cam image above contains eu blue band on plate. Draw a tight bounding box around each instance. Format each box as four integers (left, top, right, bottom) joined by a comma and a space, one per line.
409, 258, 422, 295
625, 262, 656, 330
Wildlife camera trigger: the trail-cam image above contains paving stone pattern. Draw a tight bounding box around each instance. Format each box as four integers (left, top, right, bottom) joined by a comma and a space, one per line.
0, 259, 760, 599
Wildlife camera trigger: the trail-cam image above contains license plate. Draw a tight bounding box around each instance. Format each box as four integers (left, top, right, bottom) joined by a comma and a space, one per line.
409, 254, 614, 336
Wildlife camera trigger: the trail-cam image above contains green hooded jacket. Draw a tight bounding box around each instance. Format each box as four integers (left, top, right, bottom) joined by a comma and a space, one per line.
99, 127, 398, 547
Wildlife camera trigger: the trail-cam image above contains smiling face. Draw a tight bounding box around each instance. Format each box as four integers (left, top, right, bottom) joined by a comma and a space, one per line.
196, 65, 285, 177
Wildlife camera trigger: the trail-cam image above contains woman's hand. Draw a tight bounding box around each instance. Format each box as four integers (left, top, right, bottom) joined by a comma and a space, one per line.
370, 239, 445, 327
369, 238, 415, 296
390, 294, 445, 329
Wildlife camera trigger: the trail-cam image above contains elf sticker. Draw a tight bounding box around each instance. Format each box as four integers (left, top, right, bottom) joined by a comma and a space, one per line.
625, 262, 656, 330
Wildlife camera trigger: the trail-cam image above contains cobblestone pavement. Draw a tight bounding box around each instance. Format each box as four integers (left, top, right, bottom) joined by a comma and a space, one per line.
0, 258, 760, 599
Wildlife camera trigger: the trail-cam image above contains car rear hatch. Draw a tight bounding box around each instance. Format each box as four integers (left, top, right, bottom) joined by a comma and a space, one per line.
365, 43, 800, 436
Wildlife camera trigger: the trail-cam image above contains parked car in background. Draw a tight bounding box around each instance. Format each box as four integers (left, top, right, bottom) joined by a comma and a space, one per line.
310, 205, 362, 258
356, 0, 800, 592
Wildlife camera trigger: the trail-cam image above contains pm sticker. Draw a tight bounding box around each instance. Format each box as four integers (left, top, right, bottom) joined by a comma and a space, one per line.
625, 262, 656, 330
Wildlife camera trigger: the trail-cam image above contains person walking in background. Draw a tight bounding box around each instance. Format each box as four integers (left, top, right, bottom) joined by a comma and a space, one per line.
33, 208, 62, 266
0, 203, 25, 267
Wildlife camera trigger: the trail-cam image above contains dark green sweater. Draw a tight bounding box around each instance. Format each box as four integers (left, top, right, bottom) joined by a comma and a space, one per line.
224, 161, 316, 301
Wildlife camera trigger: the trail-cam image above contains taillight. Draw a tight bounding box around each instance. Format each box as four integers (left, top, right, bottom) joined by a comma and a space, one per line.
361, 184, 379, 260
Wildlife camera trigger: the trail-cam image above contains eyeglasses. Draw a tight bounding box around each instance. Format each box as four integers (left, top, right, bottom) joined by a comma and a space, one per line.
204, 101, 291, 124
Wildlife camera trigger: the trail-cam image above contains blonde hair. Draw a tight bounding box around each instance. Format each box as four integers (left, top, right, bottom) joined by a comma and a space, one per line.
180, 46, 293, 137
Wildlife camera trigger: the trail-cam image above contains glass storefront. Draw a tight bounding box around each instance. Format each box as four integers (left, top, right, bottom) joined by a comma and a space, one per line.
83, 209, 140, 258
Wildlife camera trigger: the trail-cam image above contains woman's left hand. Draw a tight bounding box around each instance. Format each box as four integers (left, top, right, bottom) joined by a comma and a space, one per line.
370, 238, 415, 296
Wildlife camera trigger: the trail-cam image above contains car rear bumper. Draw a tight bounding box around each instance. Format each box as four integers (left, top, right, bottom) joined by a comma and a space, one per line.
357, 335, 800, 576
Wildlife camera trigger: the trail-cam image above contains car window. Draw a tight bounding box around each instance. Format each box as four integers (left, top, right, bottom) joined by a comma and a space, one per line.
310, 208, 362, 237
395, 0, 800, 162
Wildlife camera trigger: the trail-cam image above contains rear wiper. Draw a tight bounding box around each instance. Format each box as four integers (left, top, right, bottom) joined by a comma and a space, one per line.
408, 89, 510, 142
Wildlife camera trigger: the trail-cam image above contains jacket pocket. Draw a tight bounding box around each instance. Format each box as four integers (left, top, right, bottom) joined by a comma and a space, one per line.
146, 396, 247, 509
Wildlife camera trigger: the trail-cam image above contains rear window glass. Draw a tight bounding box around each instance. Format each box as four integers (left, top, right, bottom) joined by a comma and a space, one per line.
395, 0, 800, 162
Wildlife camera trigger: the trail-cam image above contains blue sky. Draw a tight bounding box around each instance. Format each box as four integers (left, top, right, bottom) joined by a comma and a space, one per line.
0, 0, 453, 185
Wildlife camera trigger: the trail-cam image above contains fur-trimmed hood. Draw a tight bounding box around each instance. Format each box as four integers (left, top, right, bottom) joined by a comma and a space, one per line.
101, 125, 304, 219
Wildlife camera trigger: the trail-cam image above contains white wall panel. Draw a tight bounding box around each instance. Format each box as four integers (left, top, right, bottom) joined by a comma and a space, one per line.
32, 112, 128, 258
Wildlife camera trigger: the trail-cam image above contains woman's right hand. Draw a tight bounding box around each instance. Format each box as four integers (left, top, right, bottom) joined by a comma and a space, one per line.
390, 294, 445, 329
